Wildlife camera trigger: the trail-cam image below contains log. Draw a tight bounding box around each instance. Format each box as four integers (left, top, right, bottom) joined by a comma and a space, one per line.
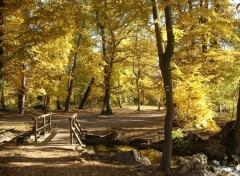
85, 130, 128, 145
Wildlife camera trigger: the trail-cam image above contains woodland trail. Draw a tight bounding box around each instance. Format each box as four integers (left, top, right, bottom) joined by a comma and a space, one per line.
0, 109, 166, 176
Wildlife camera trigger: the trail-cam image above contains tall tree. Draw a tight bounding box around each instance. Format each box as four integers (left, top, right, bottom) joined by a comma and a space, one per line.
65, 26, 85, 112
94, 0, 141, 115
224, 6, 240, 154
151, 0, 174, 173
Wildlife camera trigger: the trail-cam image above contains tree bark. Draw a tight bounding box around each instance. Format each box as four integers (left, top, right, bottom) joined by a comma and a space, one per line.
56, 98, 62, 110
64, 21, 85, 112
0, 0, 5, 111
132, 35, 141, 111
231, 83, 240, 154
136, 76, 140, 111
18, 64, 27, 115
1, 86, 6, 110
18, 91, 25, 115
0, 62, 6, 111
99, 23, 113, 115
44, 95, 50, 113
79, 78, 95, 109
158, 93, 163, 111
101, 59, 113, 115
152, 0, 175, 174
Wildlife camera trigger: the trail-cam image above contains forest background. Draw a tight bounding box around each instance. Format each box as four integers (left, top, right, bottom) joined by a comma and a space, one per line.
0, 0, 240, 131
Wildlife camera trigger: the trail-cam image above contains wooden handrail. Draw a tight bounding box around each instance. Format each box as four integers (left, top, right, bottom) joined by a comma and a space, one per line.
69, 113, 85, 147
32, 113, 52, 142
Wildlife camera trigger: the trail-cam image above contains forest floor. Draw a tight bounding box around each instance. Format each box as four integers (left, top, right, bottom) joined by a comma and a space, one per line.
0, 108, 220, 176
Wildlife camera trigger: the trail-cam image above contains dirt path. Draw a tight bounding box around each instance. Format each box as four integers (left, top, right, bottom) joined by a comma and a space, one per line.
0, 109, 165, 176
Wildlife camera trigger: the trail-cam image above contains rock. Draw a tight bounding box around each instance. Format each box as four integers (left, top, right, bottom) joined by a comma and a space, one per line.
236, 164, 240, 171
212, 160, 220, 166
113, 150, 140, 165
202, 139, 226, 160
176, 153, 208, 176
85, 150, 95, 155
210, 166, 237, 176
139, 156, 151, 166
80, 149, 96, 155
0, 136, 12, 143
112, 149, 151, 166
220, 121, 235, 139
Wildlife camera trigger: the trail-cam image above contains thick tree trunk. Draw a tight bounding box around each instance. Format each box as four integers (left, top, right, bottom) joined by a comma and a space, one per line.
101, 63, 113, 115
231, 84, 240, 154
0, 1, 5, 111
79, 78, 95, 110
160, 61, 174, 172
152, 0, 174, 174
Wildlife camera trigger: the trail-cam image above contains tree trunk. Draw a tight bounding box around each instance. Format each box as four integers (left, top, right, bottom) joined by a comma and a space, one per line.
1, 86, 6, 110
65, 79, 73, 112
99, 23, 113, 115
44, 95, 50, 113
56, 98, 62, 110
136, 76, 140, 111
18, 91, 25, 115
101, 62, 113, 115
79, 78, 95, 109
0, 62, 6, 111
231, 83, 240, 154
0, 0, 5, 111
118, 96, 122, 109
152, 0, 175, 174
158, 93, 162, 111
64, 21, 85, 112
18, 64, 27, 115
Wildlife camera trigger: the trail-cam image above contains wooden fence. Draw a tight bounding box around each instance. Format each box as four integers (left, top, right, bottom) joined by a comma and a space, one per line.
32, 113, 52, 142
69, 113, 86, 147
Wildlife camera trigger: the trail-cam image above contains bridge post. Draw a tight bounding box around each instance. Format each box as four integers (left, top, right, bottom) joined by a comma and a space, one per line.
43, 116, 46, 136
69, 118, 73, 144
49, 113, 52, 132
34, 118, 38, 142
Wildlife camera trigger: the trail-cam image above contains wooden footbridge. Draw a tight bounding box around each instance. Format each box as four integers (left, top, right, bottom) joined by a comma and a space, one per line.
31, 113, 86, 150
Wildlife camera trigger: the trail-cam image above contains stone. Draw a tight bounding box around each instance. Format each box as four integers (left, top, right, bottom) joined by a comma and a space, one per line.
113, 150, 140, 165
176, 153, 208, 176
139, 156, 151, 166
113, 149, 151, 166
203, 139, 226, 160
0, 136, 11, 143
236, 164, 240, 171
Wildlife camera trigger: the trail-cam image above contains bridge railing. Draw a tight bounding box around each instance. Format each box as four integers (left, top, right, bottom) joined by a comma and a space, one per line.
32, 113, 52, 142
69, 113, 86, 147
